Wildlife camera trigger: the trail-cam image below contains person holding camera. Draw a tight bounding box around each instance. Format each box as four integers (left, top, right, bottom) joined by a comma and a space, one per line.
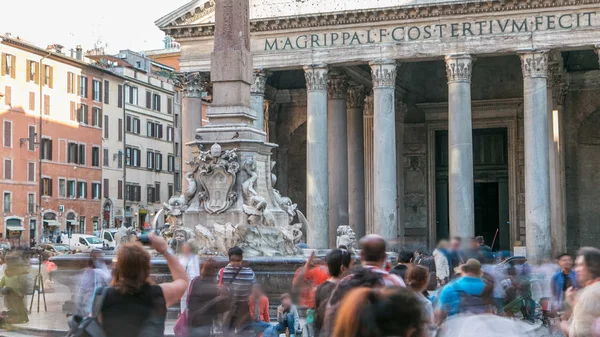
98, 234, 188, 337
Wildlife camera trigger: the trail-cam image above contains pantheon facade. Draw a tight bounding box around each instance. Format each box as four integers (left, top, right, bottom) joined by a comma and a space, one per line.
157, 0, 600, 260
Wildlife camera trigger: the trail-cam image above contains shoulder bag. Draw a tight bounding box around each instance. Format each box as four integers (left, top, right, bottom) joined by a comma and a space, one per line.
67, 287, 109, 337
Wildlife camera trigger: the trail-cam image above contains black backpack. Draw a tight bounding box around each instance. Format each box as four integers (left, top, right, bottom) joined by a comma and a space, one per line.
415, 254, 437, 290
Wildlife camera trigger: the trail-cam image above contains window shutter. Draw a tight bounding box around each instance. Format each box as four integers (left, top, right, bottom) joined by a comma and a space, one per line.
48, 178, 53, 196
73, 144, 78, 163
118, 118, 123, 141
29, 92, 35, 110
157, 95, 161, 112
1, 53, 5, 76
99, 81, 103, 102
26, 61, 31, 82
118, 180, 123, 200
146, 91, 151, 109
103, 179, 109, 198
118, 84, 123, 107
70, 102, 76, 121
155, 183, 160, 202
104, 115, 108, 138
28, 162, 34, 181
135, 119, 140, 134
34, 62, 40, 84
84, 105, 89, 124
44, 95, 50, 115
10, 56, 15, 79
167, 97, 173, 114
85, 183, 88, 198
5, 86, 11, 106
49, 139, 53, 161
3, 122, 10, 148
67, 72, 72, 93
104, 80, 109, 104
77, 75, 81, 96
49, 66, 54, 88
158, 125, 163, 139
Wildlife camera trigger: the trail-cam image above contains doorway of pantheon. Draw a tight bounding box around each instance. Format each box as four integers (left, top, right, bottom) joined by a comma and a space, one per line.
434, 128, 510, 251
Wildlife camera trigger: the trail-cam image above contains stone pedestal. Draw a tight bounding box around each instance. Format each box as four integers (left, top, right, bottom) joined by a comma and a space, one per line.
304, 64, 329, 249
347, 86, 366, 238
363, 95, 374, 235
327, 73, 349, 246
445, 54, 475, 240
520, 50, 552, 262
370, 60, 398, 246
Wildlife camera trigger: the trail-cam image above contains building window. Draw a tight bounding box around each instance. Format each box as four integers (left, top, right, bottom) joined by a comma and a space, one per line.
104, 115, 109, 138
104, 80, 110, 104
41, 138, 52, 160
44, 65, 53, 88
167, 97, 173, 114
27, 193, 35, 214
126, 184, 141, 202
168, 184, 173, 199
168, 155, 175, 172
2, 53, 16, 78
147, 185, 155, 204
29, 92, 35, 111
146, 90, 152, 109
68, 143, 78, 163
67, 72, 76, 94
126, 147, 140, 167
155, 153, 163, 171
3, 158, 12, 180
103, 148, 109, 167
92, 108, 102, 127
4, 86, 11, 106
153, 93, 161, 112
118, 180, 123, 200
28, 162, 35, 182
78, 104, 89, 124
103, 178, 109, 198
28, 126, 36, 151
155, 182, 161, 202
147, 150, 154, 169
156, 124, 163, 139
118, 118, 123, 141
78, 144, 86, 165
80, 75, 88, 98
118, 84, 123, 108
117, 151, 123, 169
125, 85, 138, 105
3, 120, 11, 148
3, 192, 10, 213
147, 121, 155, 137
132, 117, 140, 134
92, 79, 101, 101
92, 183, 101, 199
59, 178, 66, 198
43, 94, 50, 115
167, 126, 174, 142
92, 146, 100, 167
79, 217, 86, 235
27, 60, 39, 83
77, 181, 87, 199
42, 177, 52, 196
67, 180, 76, 198
174, 172, 181, 191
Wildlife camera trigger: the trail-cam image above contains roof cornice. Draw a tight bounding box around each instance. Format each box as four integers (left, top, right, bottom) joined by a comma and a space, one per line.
162, 0, 600, 38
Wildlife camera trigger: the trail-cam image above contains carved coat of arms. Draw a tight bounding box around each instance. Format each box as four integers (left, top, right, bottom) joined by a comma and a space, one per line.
196, 143, 239, 214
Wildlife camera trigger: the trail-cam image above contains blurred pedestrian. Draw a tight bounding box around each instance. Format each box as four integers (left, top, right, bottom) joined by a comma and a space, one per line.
218, 246, 255, 335
314, 249, 351, 335
186, 258, 229, 337
98, 235, 188, 337
407, 265, 434, 324
391, 250, 414, 281
75, 252, 111, 317
561, 247, 600, 337
551, 253, 578, 313
433, 240, 451, 287
178, 240, 200, 313
0, 254, 28, 323
249, 284, 270, 333
358, 235, 405, 287
264, 293, 300, 337
333, 287, 428, 337
448, 237, 465, 279
292, 251, 329, 337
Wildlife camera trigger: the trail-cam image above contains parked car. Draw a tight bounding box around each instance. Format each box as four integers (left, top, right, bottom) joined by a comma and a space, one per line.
61, 234, 104, 252
40, 243, 71, 256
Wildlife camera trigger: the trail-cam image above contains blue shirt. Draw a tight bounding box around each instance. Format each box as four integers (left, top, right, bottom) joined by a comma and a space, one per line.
437, 276, 486, 316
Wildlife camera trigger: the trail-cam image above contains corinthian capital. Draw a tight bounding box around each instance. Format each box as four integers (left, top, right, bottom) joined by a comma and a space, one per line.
251, 70, 271, 95
445, 54, 473, 83
519, 50, 549, 79
370, 59, 397, 89
363, 94, 374, 116
347, 85, 366, 109
303, 64, 328, 91
173, 72, 210, 98
327, 73, 348, 100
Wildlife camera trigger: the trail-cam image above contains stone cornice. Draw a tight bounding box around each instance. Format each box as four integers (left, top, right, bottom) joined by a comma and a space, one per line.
163, 0, 600, 38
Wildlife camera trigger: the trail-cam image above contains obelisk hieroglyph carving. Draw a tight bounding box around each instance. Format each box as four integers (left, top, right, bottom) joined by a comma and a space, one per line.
208, 0, 256, 124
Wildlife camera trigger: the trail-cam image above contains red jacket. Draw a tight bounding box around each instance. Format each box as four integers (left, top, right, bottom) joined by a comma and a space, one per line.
249, 295, 270, 322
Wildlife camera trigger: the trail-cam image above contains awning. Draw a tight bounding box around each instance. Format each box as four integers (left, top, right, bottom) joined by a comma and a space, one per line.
6, 225, 25, 231
44, 220, 60, 227
67, 220, 77, 226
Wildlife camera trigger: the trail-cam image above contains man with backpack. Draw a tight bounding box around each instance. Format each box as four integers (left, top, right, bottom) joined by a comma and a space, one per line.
435, 259, 493, 323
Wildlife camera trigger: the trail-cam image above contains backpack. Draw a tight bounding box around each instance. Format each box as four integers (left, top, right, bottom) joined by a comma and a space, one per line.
415, 254, 437, 290
66, 287, 108, 337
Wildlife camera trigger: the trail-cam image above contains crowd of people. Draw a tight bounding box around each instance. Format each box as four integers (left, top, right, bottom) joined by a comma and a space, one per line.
0, 231, 598, 337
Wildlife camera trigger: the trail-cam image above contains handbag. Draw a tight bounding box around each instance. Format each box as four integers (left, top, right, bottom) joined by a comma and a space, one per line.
67, 287, 109, 337
174, 276, 199, 337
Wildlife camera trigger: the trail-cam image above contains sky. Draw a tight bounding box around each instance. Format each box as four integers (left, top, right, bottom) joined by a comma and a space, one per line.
1, 0, 191, 54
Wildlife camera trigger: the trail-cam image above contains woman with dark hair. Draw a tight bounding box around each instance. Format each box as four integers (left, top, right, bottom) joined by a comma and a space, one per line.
333, 287, 428, 337
407, 265, 434, 324
99, 235, 188, 337
187, 258, 230, 336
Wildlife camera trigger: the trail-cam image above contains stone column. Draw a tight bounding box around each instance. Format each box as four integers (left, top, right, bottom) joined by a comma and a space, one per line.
304, 64, 329, 249
347, 85, 366, 238
520, 51, 552, 262
396, 100, 407, 245
327, 74, 349, 246
174, 72, 207, 191
363, 95, 375, 235
370, 60, 398, 245
445, 54, 475, 240
251, 70, 270, 131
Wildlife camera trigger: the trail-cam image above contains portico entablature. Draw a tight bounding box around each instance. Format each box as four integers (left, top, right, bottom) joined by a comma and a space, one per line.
167, 1, 600, 72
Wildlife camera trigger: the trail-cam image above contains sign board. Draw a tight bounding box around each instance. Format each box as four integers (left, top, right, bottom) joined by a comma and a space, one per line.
513, 246, 526, 257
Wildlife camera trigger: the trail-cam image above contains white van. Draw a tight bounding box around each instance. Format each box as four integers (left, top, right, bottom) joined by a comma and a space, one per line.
98, 229, 118, 249
62, 234, 104, 252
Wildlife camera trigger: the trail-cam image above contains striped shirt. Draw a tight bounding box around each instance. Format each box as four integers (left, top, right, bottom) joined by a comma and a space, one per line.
219, 264, 256, 302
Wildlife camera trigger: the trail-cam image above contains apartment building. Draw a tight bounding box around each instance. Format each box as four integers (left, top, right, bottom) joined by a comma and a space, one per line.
0, 36, 104, 244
